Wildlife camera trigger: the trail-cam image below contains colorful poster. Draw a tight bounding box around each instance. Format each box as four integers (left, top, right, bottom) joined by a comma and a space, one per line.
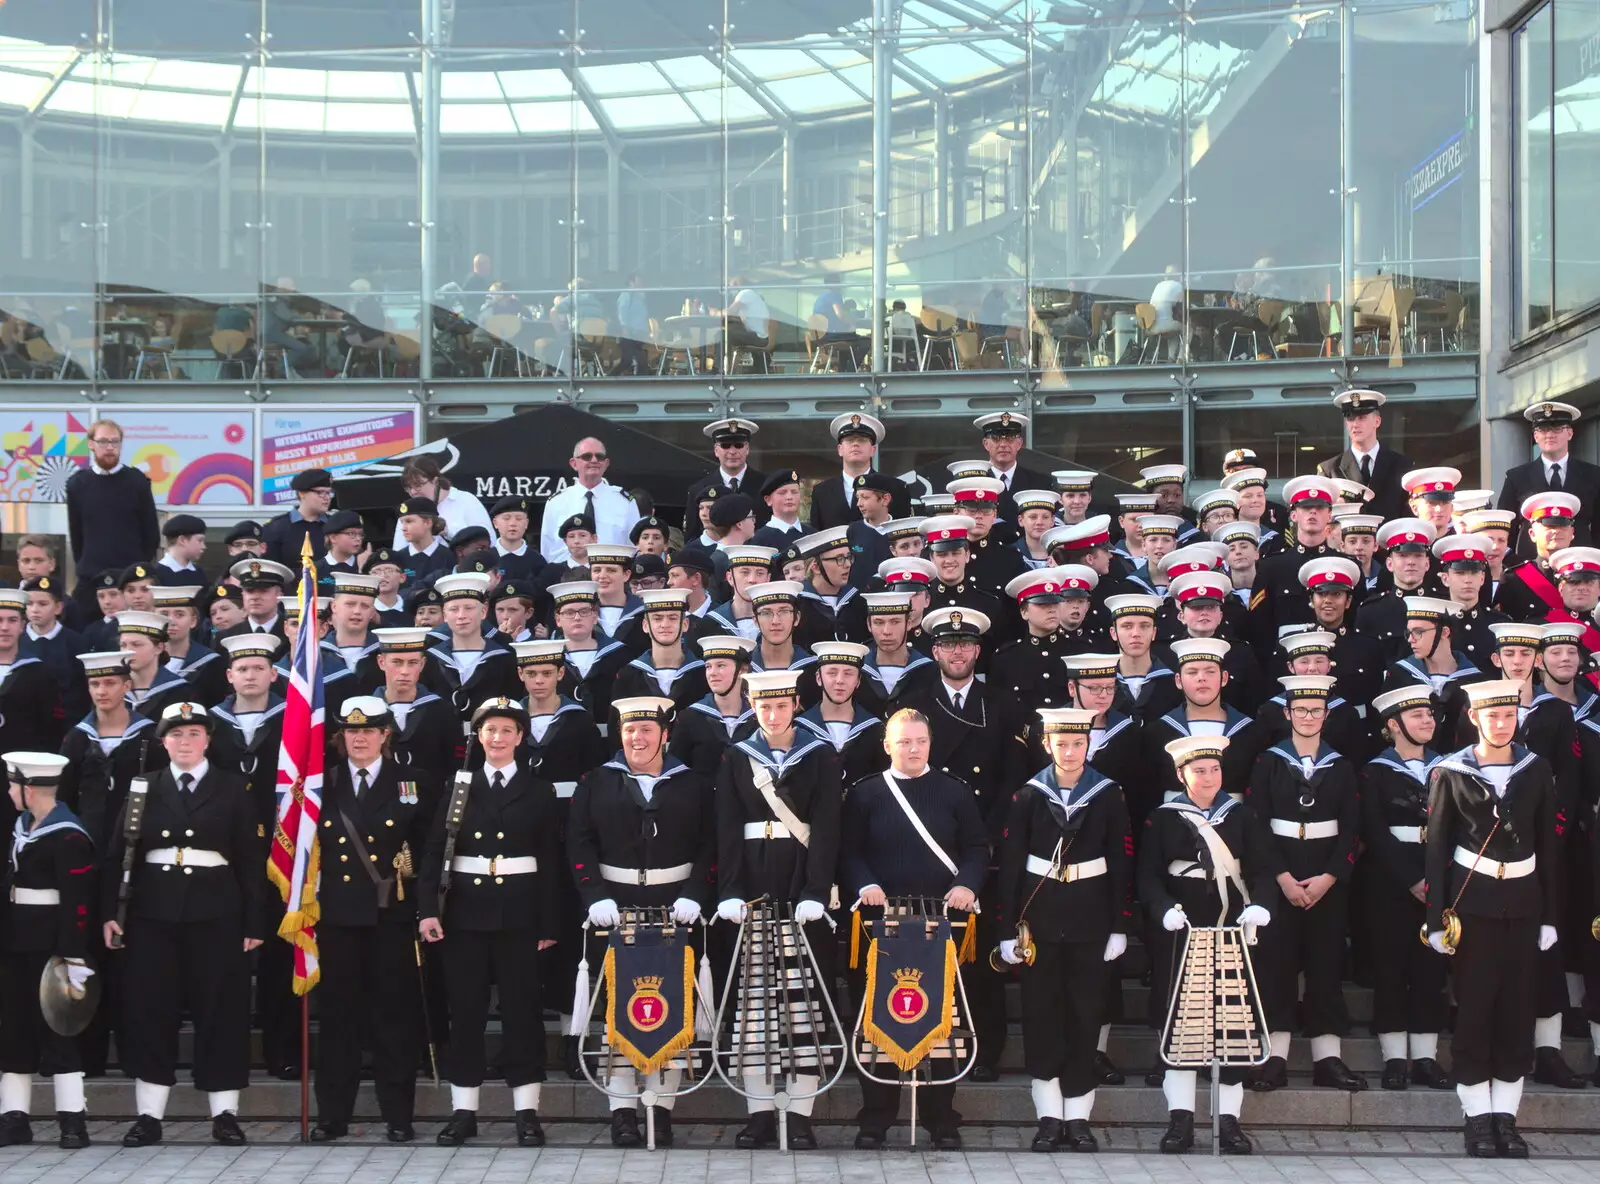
259, 409, 417, 505
114, 411, 256, 505
0, 412, 93, 501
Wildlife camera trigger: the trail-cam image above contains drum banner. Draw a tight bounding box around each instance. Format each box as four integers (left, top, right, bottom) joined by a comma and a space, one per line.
861, 919, 958, 1071
603, 929, 696, 1075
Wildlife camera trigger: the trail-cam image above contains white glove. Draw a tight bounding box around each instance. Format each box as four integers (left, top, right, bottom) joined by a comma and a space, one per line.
716, 898, 748, 924
1162, 906, 1188, 932
588, 899, 621, 928
1238, 905, 1271, 928
64, 959, 95, 992
671, 897, 703, 926
998, 939, 1024, 965
1103, 933, 1128, 963
1427, 930, 1450, 955
1539, 924, 1559, 951
794, 899, 827, 925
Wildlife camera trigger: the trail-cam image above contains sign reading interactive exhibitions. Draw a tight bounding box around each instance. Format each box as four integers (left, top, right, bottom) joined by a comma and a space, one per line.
115, 410, 255, 505
260, 409, 417, 506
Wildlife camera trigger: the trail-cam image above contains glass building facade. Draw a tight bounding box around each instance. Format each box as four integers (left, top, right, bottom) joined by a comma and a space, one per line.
0, 0, 1484, 491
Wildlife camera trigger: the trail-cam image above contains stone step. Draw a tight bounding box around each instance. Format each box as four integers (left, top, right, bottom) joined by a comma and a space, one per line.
66, 1074, 1600, 1132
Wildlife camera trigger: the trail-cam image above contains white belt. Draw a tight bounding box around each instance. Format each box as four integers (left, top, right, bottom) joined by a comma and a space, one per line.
1025, 854, 1108, 883
600, 862, 693, 887
1168, 860, 1208, 879
743, 821, 796, 840
1454, 845, 1535, 880
552, 781, 577, 799
1389, 825, 1424, 844
1269, 818, 1339, 841
451, 855, 537, 876
146, 847, 228, 868
9, 887, 59, 905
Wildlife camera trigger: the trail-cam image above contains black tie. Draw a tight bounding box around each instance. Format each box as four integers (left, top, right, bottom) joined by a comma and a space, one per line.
584, 489, 596, 524
728, 476, 739, 492
357, 767, 370, 802
1552, 463, 1563, 491
1359, 454, 1372, 486
491, 770, 506, 792
952, 690, 964, 711
179, 773, 194, 793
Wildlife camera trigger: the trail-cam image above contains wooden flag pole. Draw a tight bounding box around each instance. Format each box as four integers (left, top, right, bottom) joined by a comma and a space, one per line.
301, 994, 311, 1142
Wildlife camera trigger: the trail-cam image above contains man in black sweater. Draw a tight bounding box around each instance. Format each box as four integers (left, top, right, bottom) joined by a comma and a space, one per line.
66, 420, 159, 615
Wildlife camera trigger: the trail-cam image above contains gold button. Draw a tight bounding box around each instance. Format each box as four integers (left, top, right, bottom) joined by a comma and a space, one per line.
185, 829, 195, 837
343, 875, 351, 883
495, 876, 504, 884
474, 831, 482, 840
368, 836, 375, 843
161, 830, 171, 838
496, 832, 504, 840
324, 820, 333, 829
340, 855, 348, 862
974, 766, 981, 773
941, 766, 948, 772
474, 877, 482, 885
338, 837, 346, 845
371, 855, 378, 862
385, 819, 395, 827
183, 868, 193, 875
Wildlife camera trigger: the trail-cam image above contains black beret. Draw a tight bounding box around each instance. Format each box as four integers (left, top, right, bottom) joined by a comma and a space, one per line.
21, 576, 62, 599
456, 548, 497, 575
119, 564, 153, 587
631, 553, 667, 580
781, 541, 803, 567
630, 515, 668, 543
759, 469, 802, 498
691, 485, 721, 508
364, 547, 403, 572
490, 496, 531, 518
560, 513, 596, 537
852, 470, 902, 498
709, 493, 756, 530
93, 571, 121, 592
324, 509, 363, 534
396, 496, 439, 518
409, 586, 443, 609
225, 520, 263, 544
493, 581, 535, 605
451, 525, 492, 551
210, 583, 243, 606
668, 549, 715, 576
290, 468, 334, 492
162, 513, 207, 539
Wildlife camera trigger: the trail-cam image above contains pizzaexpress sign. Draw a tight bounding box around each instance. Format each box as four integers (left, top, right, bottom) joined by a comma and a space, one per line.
1405, 130, 1469, 212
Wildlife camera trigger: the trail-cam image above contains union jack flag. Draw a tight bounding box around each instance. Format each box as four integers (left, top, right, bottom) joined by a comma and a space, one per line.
268, 543, 323, 993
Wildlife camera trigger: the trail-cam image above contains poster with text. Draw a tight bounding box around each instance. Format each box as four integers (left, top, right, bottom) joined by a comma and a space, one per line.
259, 409, 417, 506
112, 410, 255, 505
0, 411, 93, 501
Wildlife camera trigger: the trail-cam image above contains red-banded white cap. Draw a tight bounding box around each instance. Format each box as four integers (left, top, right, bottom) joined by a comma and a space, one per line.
1282, 475, 1338, 507
946, 477, 1005, 503
1401, 466, 1462, 498
1431, 533, 1492, 565
1298, 556, 1361, 590
1160, 542, 1228, 578
876, 557, 937, 585
1168, 570, 1231, 605
1551, 547, 1600, 577
1522, 492, 1581, 524
1045, 515, 1111, 551
1377, 518, 1436, 551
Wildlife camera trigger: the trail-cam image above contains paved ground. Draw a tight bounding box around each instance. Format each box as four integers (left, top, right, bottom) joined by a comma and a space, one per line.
6, 1125, 1600, 1183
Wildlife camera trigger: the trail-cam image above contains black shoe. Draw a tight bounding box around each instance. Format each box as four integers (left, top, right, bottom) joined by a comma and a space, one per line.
1094, 1050, 1125, 1085
1411, 1058, 1453, 1090
1381, 1059, 1409, 1090
1312, 1056, 1368, 1092
386, 1123, 415, 1143
649, 1106, 674, 1148
1217, 1115, 1252, 1155
969, 1064, 1000, 1083
854, 1126, 886, 1150
271, 1064, 300, 1082
1564, 1008, 1588, 1038
212, 1113, 246, 1146
436, 1110, 477, 1146
310, 1122, 347, 1143
1249, 1056, 1288, 1092
1030, 1117, 1062, 1152
123, 1115, 162, 1147
563, 1035, 583, 1081
1159, 1110, 1194, 1154
1533, 1046, 1587, 1088
515, 1110, 544, 1148
1492, 1113, 1529, 1158
1463, 1114, 1497, 1157
932, 1124, 962, 1151
1061, 1119, 1098, 1152
736, 1111, 777, 1149
0, 1111, 32, 1147
57, 1111, 89, 1150
787, 1114, 818, 1150
611, 1109, 642, 1148
1144, 1065, 1166, 1087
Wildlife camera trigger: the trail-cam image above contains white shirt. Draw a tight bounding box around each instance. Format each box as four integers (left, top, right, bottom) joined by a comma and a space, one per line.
349, 757, 383, 790
990, 463, 1017, 489
232, 707, 267, 745
1187, 719, 1227, 737
528, 712, 556, 744
719, 466, 750, 488
391, 486, 494, 551
825, 720, 851, 749
767, 515, 803, 535
539, 481, 643, 564
247, 614, 280, 634
1481, 764, 1513, 798
1547, 454, 1569, 483
159, 555, 200, 575
1351, 442, 1381, 471
876, 662, 908, 694
567, 647, 600, 678
170, 759, 210, 787
91, 460, 126, 476
26, 623, 62, 642
634, 772, 660, 802
496, 540, 530, 558
388, 698, 416, 729
942, 677, 976, 709
729, 289, 771, 338
374, 596, 403, 616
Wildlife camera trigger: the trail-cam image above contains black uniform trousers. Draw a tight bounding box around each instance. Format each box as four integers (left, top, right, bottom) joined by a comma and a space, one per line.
0, 951, 81, 1076
1146, 926, 1252, 1086
1257, 883, 1352, 1039
1368, 885, 1448, 1035
315, 915, 423, 1125
121, 915, 251, 1091
256, 898, 302, 1074
441, 925, 546, 1088
1450, 915, 1538, 1086
78, 948, 123, 1076
1020, 939, 1108, 1097
847, 962, 960, 1133
964, 905, 1009, 1071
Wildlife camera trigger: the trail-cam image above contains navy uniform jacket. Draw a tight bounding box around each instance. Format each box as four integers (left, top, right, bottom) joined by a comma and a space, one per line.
59, 712, 160, 860
567, 757, 717, 910
1359, 747, 1438, 896
668, 697, 757, 778
797, 704, 887, 786
1245, 741, 1360, 883
381, 690, 460, 780
1136, 794, 1282, 925
1, 803, 95, 957
896, 680, 1031, 835
715, 733, 842, 905
839, 768, 989, 899
317, 760, 435, 927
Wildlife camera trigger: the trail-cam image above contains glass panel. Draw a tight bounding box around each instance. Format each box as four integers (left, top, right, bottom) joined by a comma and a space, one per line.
1553, 0, 1600, 321
1028, 11, 1185, 373
1036, 407, 1184, 483
0, 2, 100, 383
1518, 4, 1554, 336
1186, 3, 1340, 365
1352, 0, 1481, 360
1195, 397, 1479, 485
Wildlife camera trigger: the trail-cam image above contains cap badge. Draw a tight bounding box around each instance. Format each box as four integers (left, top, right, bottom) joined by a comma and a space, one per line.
347, 708, 368, 725
179, 703, 193, 721
949, 611, 963, 627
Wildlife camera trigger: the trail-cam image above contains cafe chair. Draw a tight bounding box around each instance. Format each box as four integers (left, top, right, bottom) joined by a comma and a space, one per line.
572, 317, 609, 377
341, 337, 388, 379
918, 307, 961, 371
885, 309, 920, 371
22, 337, 61, 379
55, 326, 103, 381
391, 330, 422, 377
211, 329, 252, 380
658, 320, 701, 376
134, 340, 175, 379
484, 313, 531, 378
254, 344, 291, 380
726, 337, 774, 375
978, 329, 1017, 368
1135, 303, 1181, 363
1408, 290, 1463, 354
